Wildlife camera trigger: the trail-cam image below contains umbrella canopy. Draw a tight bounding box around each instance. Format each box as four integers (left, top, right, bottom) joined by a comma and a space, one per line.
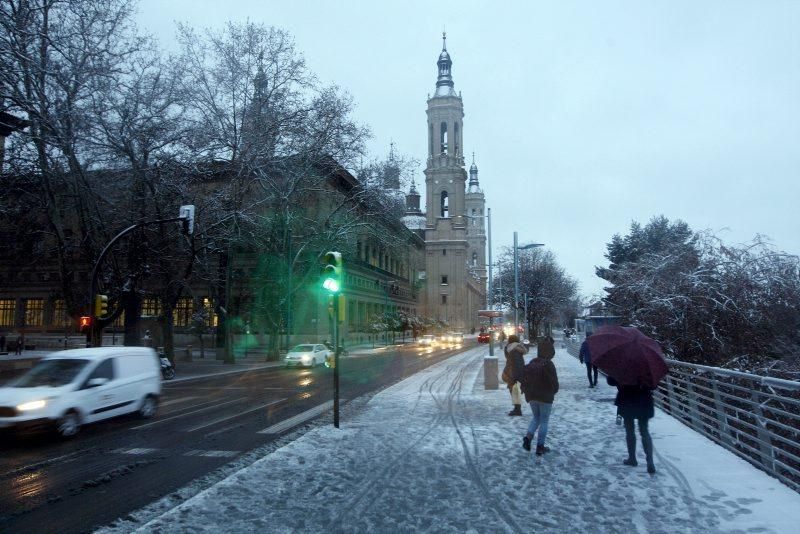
585, 326, 668, 388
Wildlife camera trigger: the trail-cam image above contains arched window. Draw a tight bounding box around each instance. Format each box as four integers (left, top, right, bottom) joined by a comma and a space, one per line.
440, 191, 449, 217
472, 252, 477, 267
429, 124, 434, 156
440, 121, 448, 154
454, 122, 460, 155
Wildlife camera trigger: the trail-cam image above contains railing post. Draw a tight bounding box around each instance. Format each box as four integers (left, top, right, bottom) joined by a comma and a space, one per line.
687, 379, 704, 433
711, 380, 734, 448
665, 375, 677, 416
750, 390, 776, 472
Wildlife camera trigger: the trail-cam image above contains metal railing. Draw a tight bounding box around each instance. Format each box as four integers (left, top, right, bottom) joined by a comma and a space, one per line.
563, 336, 800, 492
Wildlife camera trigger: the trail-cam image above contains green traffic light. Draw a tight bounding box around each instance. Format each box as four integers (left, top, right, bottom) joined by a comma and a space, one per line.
323, 278, 340, 293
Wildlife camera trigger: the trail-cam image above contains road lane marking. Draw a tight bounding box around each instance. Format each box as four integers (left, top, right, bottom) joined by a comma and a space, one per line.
257, 400, 335, 435
2, 451, 82, 478
184, 399, 287, 433
112, 447, 161, 455
160, 396, 199, 407
131, 398, 246, 430
184, 449, 239, 458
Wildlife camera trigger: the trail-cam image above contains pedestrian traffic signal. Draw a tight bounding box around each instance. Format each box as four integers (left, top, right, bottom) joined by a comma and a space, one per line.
94, 294, 109, 317
79, 316, 92, 332
321, 251, 342, 293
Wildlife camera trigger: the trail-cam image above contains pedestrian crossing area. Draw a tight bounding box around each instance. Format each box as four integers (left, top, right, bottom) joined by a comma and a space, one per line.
112, 447, 240, 459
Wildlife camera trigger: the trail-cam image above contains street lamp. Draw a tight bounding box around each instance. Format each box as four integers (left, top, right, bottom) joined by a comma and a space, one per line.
513, 231, 544, 335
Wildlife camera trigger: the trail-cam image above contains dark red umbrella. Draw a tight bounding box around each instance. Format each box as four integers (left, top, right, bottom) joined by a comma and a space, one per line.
585, 326, 668, 388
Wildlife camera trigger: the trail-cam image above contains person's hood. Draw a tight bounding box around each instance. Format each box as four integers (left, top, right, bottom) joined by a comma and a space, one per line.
506, 342, 527, 353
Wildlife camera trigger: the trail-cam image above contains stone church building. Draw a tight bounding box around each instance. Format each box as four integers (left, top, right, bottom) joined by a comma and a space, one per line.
404, 35, 488, 333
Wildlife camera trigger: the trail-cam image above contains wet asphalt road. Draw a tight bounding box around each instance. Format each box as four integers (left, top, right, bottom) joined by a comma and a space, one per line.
0, 343, 472, 533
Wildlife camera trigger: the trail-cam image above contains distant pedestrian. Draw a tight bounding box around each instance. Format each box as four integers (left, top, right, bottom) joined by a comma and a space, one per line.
607, 376, 656, 475
579, 332, 599, 387
501, 335, 527, 416
15, 333, 23, 355
521, 340, 559, 455
143, 329, 152, 348
0, 333, 5, 352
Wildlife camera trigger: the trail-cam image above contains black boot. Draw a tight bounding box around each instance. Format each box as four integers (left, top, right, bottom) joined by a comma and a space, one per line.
507, 404, 522, 416
623, 458, 638, 467
522, 435, 531, 451
535, 444, 550, 456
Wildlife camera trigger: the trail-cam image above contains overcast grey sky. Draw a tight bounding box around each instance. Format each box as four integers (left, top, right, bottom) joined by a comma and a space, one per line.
137, 0, 800, 297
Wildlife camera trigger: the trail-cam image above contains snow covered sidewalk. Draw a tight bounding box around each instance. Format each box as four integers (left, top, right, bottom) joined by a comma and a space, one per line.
125, 345, 800, 533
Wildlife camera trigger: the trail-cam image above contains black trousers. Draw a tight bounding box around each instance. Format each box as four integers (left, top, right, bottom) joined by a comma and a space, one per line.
623, 416, 654, 467
585, 363, 598, 386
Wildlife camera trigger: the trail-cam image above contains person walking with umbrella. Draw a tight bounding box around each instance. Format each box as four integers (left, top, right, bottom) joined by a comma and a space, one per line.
579, 331, 598, 388
520, 336, 559, 455
607, 376, 657, 474
586, 326, 668, 476
501, 335, 527, 416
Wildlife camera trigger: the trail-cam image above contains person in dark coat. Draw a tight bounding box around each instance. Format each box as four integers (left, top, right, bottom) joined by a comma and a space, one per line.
608, 376, 656, 474
0, 333, 5, 352
579, 332, 598, 387
521, 345, 559, 455
501, 334, 527, 416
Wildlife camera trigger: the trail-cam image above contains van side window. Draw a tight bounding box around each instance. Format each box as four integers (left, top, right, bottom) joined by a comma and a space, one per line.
89, 359, 115, 381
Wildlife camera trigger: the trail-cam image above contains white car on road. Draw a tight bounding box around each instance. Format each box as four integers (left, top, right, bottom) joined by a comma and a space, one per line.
0, 347, 161, 438
284, 344, 330, 368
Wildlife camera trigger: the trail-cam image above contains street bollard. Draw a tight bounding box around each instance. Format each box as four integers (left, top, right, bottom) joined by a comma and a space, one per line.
484, 356, 498, 390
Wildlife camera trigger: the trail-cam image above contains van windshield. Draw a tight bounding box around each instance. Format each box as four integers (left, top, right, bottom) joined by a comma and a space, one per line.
12, 359, 89, 388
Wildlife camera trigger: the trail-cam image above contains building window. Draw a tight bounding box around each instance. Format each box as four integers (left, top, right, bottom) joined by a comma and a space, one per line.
24, 299, 44, 327
174, 297, 193, 327
202, 297, 218, 327
52, 299, 69, 327
429, 124, 434, 156
441, 295, 447, 305
441, 275, 448, 285
442, 249, 446, 256
472, 252, 478, 267
440, 121, 448, 154
0, 299, 15, 326
454, 122, 460, 155
142, 298, 161, 317
440, 191, 449, 217
113, 311, 125, 327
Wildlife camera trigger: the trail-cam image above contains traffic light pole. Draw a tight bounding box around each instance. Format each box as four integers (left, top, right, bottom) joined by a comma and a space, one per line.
333, 293, 340, 428
87, 212, 193, 347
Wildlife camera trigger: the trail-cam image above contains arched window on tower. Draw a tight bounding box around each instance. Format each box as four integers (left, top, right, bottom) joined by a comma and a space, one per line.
472, 252, 477, 267
429, 124, 434, 156
440, 191, 449, 218
454, 122, 460, 155
440, 121, 448, 154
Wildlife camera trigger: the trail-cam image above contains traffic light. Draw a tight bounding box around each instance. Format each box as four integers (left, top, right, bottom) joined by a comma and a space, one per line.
321, 251, 342, 293
94, 294, 109, 317
79, 316, 92, 333
179, 204, 195, 236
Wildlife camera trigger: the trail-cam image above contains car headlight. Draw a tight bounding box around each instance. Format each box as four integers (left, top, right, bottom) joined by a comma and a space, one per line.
17, 399, 47, 411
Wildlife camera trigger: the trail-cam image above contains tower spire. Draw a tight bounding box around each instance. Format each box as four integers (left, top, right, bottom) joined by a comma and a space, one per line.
434, 32, 455, 97
469, 153, 479, 191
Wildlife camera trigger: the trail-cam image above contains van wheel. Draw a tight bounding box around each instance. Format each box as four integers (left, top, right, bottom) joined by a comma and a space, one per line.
139, 395, 158, 419
57, 410, 80, 438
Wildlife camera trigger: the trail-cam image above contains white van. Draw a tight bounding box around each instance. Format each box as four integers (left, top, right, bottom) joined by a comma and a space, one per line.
0, 347, 161, 437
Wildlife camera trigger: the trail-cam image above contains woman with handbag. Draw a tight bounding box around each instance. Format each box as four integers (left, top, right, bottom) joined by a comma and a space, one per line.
502, 335, 527, 416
